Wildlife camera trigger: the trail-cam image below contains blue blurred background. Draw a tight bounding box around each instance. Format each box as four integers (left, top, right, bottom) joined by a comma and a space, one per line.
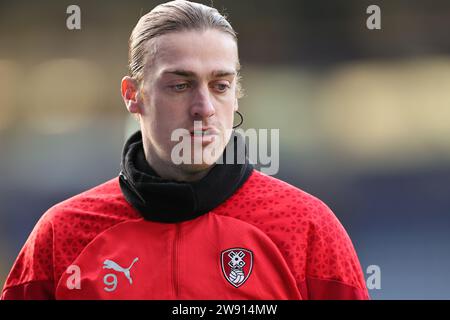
1, 0, 449, 299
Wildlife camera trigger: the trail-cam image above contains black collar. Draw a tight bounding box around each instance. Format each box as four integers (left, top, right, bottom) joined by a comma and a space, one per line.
119, 131, 253, 223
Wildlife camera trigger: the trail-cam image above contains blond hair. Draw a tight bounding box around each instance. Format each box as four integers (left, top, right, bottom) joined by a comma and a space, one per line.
128, 0, 242, 97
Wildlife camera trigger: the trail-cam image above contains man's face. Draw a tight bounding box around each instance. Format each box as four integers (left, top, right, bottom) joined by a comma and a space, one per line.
137, 29, 239, 173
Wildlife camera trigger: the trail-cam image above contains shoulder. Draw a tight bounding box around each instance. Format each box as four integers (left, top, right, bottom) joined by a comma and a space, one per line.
42, 177, 140, 225
30, 177, 140, 245
44, 177, 141, 273
1, 178, 141, 298
229, 169, 338, 225
217, 170, 367, 292
217, 169, 346, 258
3, 177, 140, 290
250, 171, 367, 294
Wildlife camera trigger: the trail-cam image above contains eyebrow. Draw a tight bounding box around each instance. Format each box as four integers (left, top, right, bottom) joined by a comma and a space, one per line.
161, 69, 236, 78
212, 70, 236, 77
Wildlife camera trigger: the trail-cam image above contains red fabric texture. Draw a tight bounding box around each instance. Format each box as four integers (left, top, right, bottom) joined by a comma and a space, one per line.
1, 170, 369, 300
1, 280, 54, 300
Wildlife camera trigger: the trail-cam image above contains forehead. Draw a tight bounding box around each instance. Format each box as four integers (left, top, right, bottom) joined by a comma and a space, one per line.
146, 29, 239, 78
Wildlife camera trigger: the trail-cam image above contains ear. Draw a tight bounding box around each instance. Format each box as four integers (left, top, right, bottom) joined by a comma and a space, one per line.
233, 98, 239, 112
121, 76, 141, 114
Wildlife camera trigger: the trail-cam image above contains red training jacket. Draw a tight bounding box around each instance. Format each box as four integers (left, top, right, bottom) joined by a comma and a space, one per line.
1, 169, 369, 300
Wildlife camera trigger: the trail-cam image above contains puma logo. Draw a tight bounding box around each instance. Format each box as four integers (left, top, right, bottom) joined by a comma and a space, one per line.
103, 257, 139, 284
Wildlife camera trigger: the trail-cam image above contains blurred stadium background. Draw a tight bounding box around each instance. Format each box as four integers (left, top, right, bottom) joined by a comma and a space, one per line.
1, 0, 449, 299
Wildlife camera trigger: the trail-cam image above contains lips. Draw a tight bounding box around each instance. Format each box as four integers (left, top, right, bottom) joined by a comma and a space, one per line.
189, 127, 219, 136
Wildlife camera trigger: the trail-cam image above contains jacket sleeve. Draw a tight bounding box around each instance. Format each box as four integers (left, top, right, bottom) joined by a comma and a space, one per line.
1, 213, 55, 300
299, 201, 369, 300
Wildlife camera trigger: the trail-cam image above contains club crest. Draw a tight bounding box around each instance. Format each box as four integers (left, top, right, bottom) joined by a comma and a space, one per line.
221, 248, 253, 288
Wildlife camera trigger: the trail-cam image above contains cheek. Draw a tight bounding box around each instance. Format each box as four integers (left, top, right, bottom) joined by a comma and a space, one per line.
216, 99, 236, 126
147, 96, 187, 139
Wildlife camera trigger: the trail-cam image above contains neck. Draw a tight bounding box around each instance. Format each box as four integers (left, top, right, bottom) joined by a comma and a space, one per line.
119, 130, 254, 222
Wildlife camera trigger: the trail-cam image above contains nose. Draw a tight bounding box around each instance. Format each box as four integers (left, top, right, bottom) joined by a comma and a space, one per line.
190, 84, 215, 119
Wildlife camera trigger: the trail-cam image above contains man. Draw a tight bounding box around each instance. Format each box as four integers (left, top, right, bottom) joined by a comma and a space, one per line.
1, 0, 369, 299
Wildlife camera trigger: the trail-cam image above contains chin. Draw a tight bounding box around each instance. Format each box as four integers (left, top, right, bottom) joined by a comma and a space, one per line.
183, 157, 219, 172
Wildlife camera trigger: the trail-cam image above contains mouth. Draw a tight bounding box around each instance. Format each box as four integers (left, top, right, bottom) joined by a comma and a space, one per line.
189, 127, 219, 137
188, 127, 220, 146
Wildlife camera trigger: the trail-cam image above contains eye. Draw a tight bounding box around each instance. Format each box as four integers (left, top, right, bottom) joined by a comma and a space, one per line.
170, 83, 189, 92
213, 82, 230, 93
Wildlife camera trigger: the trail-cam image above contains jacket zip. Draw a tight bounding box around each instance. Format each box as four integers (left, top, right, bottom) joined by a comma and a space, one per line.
172, 224, 180, 298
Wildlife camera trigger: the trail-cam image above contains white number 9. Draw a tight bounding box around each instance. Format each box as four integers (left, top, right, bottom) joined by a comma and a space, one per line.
103, 273, 118, 292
